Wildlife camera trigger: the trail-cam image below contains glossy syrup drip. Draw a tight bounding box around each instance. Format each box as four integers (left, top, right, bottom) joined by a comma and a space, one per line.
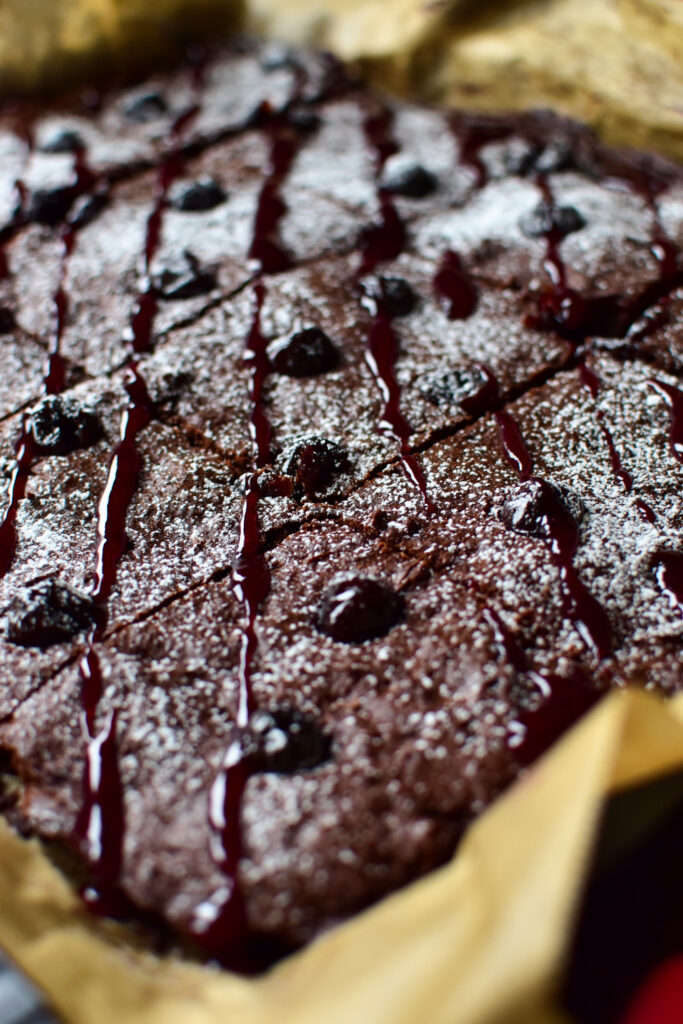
75, 75, 205, 916
192, 285, 272, 968
0, 145, 95, 579
653, 552, 683, 618
193, 72, 320, 967
359, 101, 433, 512
249, 110, 305, 275
366, 313, 435, 512
495, 410, 534, 480
433, 249, 478, 320
495, 410, 613, 659
75, 642, 129, 917
0, 423, 36, 579
92, 369, 153, 604
649, 380, 683, 464
486, 609, 600, 765
46, 144, 98, 395
450, 115, 512, 191
524, 173, 590, 339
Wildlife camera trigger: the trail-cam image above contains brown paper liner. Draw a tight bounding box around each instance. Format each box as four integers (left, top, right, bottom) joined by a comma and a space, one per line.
2, 688, 683, 1024
3, 2, 682, 161
243, 0, 683, 162
0, 0, 244, 94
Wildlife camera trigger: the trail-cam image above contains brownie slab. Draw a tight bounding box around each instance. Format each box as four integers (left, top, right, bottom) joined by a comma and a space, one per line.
0, 37, 681, 971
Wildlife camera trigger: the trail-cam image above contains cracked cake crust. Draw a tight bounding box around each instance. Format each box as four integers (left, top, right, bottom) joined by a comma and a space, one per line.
0, 37, 681, 969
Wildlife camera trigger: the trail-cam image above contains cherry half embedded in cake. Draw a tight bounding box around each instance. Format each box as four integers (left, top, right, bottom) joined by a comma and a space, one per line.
0, 37, 681, 986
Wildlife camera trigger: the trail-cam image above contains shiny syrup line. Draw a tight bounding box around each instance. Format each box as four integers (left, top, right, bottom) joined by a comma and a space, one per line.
0, 145, 95, 581
641, 193, 683, 616
484, 607, 600, 765
647, 378, 683, 617
194, 85, 312, 966
75, 81, 204, 915
193, 286, 271, 965
360, 100, 434, 513
495, 409, 613, 660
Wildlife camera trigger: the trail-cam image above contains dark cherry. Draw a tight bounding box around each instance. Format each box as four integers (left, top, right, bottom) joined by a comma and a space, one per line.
237, 707, 331, 774
268, 327, 339, 378
0, 306, 15, 334
497, 479, 573, 538
379, 157, 437, 198
278, 436, 350, 498
39, 128, 84, 154
361, 275, 417, 318
419, 365, 490, 409
316, 576, 404, 643
433, 250, 478, 320
5, 579, 98, 648
169, 177, 227, 212
519, 202, 586, 240
30, 394, 102, 455
153, 250, 216, 300
27, 185, 75, 226
123, 90, 169, 123
69, 187, 109, 231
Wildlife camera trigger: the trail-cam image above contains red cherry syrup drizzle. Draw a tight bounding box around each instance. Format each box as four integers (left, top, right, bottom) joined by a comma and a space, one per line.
650, 380, 683, 466
194, 81, 320, 967
75, 80, 205, 917
248, 118, 300, 274
430, 121, 479, 330
647, 379, 683, 616
46, 144, 100, 394
190, 286, 273, 968
495, 409, 613, 660
433, 249, 478, 321
359, 101, 434, 512
0, 145, 97, 580
248, 64, 310, 275
485, 608, 600, 765
450, 114, 511, 191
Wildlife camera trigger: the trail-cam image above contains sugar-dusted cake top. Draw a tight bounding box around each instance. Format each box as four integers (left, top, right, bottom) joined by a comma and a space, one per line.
0, 39, 681, 969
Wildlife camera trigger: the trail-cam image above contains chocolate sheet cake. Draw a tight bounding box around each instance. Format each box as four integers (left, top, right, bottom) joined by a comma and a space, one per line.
0, 38, 681, 972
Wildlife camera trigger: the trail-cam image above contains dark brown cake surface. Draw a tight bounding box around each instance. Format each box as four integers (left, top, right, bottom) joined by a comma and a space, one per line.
0, 38, 682, 969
